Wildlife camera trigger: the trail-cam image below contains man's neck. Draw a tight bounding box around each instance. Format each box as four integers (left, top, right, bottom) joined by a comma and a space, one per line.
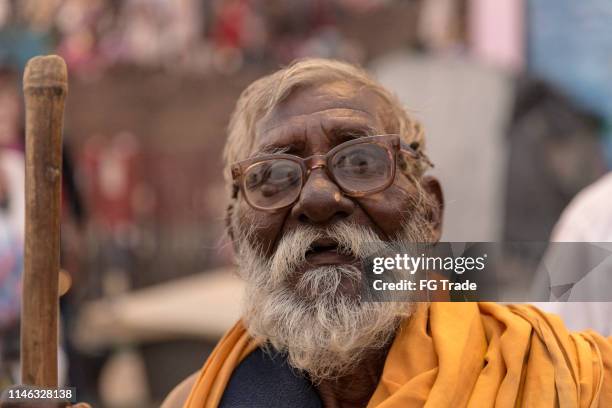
315, 345, 390, 408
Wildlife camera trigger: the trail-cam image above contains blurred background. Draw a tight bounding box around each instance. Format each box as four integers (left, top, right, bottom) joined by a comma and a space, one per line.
0, 0, 611, 406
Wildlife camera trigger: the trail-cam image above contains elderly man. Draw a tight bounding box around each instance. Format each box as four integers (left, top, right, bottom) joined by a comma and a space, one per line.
163, 59, 612, 407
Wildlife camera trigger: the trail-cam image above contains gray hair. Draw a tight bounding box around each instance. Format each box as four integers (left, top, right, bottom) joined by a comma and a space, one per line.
223, 58, 426, 191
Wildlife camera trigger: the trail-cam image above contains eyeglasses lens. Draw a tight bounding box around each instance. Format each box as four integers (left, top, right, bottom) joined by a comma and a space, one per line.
330, 143, 392, 193
244, 159, 302, 209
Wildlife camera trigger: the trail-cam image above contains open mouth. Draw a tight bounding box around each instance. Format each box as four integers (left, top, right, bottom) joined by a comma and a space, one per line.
306, 237, 340, 255
305, 237, 356, 266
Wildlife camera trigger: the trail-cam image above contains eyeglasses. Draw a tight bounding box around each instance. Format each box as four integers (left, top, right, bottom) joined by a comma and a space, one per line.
231, 134, 431, 211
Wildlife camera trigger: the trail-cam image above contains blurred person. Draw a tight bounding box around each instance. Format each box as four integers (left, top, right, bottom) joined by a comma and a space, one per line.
82, 131, 141, 283
55, 0, 103, 74
118, 0, 164, 67
503, 78, 606, 265
64, 131, 142, 404
77, 131, 141, 293
0, 156, 23, 388
1, 0, 61, 69
210, 0, 259, 73
162, 59, 612, 407
112, 0, 204, 72
536, 172, 612, 335
0, 135, 23, 244
19, 0, 62, 32
0, 67, 23, 389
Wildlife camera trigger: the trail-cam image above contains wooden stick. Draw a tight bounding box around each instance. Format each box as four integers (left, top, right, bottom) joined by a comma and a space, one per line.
21, 55, 67, 387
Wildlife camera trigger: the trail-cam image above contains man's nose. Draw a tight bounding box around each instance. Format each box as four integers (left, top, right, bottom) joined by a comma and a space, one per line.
291, 169, 355, 225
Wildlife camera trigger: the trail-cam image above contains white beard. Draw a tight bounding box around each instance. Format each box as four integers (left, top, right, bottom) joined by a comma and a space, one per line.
236, 222, 418, 382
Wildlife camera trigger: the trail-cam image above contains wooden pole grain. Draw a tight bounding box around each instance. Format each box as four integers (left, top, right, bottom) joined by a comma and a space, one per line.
21, 55, 67, 387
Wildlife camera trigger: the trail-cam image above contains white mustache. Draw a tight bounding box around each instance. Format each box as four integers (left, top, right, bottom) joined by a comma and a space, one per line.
266, 222, 386, 286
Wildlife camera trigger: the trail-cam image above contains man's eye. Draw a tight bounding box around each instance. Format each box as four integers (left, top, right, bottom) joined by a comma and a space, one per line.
347, 153, 373, 173
246, 172, 261, 188
332, 143, 390, 182
340, 150, 377, 171
267, 163, 298, 182
246, 160, 300, 193
245, 164, 271, 189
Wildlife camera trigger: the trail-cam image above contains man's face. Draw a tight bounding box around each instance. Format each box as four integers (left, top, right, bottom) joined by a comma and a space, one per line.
231, 80, 443, 380
234, 80, 441, 260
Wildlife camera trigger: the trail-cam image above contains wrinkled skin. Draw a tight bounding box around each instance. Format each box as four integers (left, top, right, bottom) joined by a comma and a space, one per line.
229, 81, 444, 407
231, 81, 442, 256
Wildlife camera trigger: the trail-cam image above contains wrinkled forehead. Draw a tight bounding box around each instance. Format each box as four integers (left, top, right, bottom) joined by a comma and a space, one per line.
253, 81, 395, 153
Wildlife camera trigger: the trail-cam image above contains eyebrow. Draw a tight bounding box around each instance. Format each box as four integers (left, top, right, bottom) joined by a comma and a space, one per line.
328, 124, 377, 140
253, 112, 381, 157
254, 145, 293, 156
256, 125, 375, 156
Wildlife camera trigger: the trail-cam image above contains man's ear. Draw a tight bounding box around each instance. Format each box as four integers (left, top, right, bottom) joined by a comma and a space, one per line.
420, 175, 444, 241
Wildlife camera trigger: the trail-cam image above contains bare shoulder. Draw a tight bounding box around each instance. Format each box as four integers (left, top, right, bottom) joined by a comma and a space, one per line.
161, 370, 200, 408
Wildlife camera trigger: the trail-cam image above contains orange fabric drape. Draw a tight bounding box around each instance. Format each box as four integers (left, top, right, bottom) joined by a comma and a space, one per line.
184, 303, 612, 407
183, 321, 260, 408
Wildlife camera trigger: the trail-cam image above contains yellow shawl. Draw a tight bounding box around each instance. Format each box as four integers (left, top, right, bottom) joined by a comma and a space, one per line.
184, 303, 612, 407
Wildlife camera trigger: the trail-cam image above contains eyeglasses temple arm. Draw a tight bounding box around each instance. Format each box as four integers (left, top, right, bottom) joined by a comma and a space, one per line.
399, 141, 435, 169
231, 182, 239, 199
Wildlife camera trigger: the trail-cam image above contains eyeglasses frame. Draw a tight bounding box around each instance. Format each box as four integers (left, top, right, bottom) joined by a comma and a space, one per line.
231, 134, 426, 212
